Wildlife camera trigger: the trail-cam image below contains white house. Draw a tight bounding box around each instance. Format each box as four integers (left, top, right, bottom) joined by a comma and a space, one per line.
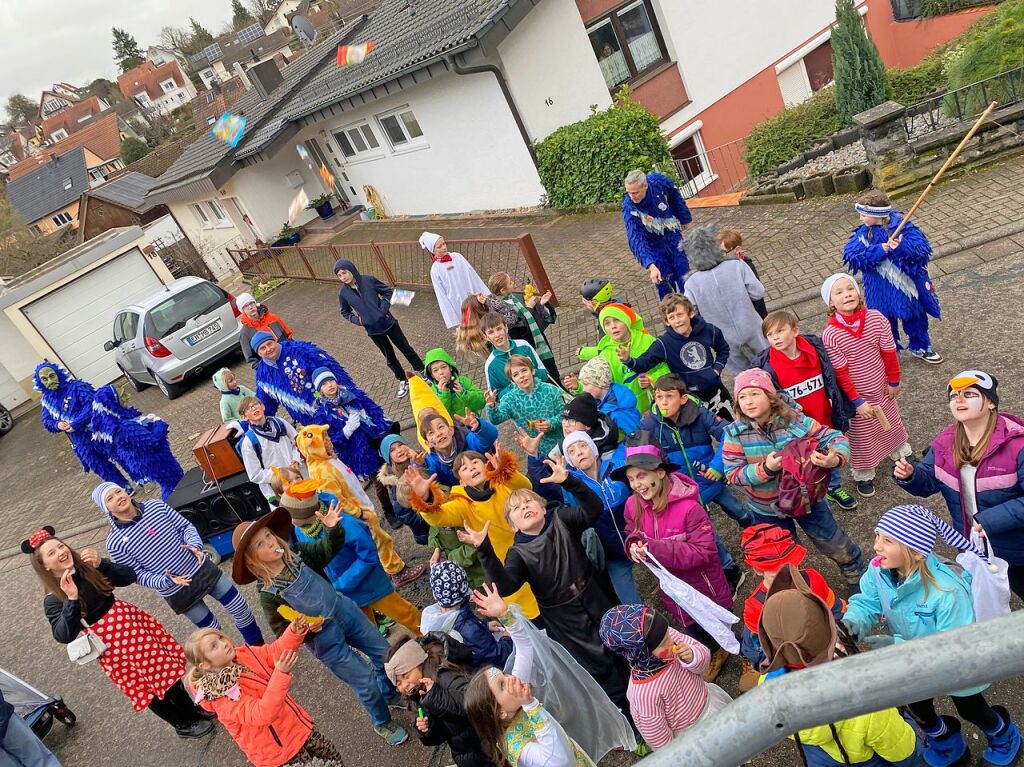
118, 60, 198, 116
264, 0, 304, 34
147, 0, 988, 274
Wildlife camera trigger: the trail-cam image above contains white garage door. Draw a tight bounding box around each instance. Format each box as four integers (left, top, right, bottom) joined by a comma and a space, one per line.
22, 249, 164, 386
0, 361, 26, 409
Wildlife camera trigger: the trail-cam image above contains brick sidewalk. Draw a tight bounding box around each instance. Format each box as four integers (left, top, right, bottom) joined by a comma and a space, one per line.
2, 155, 1024, 548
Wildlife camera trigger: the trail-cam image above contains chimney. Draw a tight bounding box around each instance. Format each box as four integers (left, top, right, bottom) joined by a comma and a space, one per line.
248, 59, 284, 100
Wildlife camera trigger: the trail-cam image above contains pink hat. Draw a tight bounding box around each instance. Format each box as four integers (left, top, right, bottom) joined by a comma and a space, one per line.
734, 368, 776, 398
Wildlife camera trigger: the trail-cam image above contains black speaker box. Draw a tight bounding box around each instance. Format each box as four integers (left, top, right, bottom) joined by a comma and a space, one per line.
166, 467, 270, 542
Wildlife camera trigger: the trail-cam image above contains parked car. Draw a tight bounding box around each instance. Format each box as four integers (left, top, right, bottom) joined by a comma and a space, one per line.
0, 403, 12, 436
104, 277, 242, 400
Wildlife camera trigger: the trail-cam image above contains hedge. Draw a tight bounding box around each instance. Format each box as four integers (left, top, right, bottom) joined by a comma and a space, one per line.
743, 89, 841, 176
534, 88, 673, 209
946, 0, 1024, 88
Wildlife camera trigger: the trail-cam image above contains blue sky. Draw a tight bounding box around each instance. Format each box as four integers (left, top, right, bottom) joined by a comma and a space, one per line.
1, 0, 239, 104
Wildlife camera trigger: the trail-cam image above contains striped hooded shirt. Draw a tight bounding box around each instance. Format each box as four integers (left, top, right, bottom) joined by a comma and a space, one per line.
105, 500, 204, 596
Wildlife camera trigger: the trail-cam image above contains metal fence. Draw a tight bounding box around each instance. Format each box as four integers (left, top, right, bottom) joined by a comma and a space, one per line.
903, 65, 1024, 140
672, 138, 749, 199
227, 233, 559, 305
641, 610, 1024, 766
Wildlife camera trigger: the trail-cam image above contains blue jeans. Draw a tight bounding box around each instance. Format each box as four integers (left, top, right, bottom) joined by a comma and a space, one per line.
606, 557, 642, 604
714, 531, 736, 572
1, 712, 62, 767
740, 627, 765, 667
710, 488, 755, 527
888, 312, 932, 354
751, 500, 866, 583
828, 466, 842, 491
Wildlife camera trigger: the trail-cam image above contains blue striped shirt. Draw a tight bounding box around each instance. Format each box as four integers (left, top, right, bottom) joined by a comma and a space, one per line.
105, 500, 204, 596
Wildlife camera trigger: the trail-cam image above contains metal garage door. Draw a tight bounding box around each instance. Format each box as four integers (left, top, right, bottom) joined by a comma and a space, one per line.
22, 249, 164, 386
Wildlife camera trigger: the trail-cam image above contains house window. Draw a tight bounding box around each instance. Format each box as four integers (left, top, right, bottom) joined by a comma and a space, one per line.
207, 199, 231, 226
205, 93, 215, 104
89, 168, 105, 182
586, 0, 669, 90
804, 41, 835, 92
207, 116, 217, 126
51, 211, 73, 226
332, 122, 382, 159
671, 132, 716, 197
51, 128, 68, 141
62, 176, 73, 190
191, 203, 212, 228
376, 108, 424, 150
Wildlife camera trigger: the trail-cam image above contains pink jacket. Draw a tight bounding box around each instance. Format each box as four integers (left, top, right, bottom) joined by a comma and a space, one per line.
624, 473, 732, 626
195, 629, 313, 767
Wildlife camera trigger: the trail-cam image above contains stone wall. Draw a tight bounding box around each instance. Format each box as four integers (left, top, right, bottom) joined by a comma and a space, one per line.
854, 99, 1024, 198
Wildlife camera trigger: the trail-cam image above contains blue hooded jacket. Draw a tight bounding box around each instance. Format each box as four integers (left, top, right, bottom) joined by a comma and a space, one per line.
334, 258, 396, 336
423, 419, 499, 487
627, 316, 730, 399
638, 397, 728, 503
598, 383, 642, 437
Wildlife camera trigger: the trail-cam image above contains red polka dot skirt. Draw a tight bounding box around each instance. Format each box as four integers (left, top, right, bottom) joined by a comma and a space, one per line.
88, 599, 186, 712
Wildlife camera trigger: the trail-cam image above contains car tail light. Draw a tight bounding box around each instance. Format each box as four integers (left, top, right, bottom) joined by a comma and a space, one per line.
144, 336, 172, 358
227, 292, 240, 317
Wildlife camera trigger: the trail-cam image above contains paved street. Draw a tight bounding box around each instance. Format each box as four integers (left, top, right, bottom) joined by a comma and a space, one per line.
3, 155, 1024, 766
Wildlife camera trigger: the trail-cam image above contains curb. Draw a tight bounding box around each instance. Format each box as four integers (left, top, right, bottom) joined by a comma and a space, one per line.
766, 219, 1024, 315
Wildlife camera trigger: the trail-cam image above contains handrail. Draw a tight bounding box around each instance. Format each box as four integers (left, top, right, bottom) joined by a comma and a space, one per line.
641, 610, 1024, 767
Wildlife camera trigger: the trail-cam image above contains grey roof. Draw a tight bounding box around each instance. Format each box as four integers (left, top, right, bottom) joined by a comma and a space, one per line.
276, 0, 509, 123
220, 29, 292, 69
149, 26, 357, 196
6, 147, 89, 224
88, 172, 159, 212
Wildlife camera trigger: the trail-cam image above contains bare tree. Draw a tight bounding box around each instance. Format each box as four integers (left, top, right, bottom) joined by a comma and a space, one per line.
0, 191, 75, 277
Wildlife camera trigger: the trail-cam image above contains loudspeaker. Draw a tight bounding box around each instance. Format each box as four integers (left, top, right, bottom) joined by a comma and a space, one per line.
167, 467, 270, 542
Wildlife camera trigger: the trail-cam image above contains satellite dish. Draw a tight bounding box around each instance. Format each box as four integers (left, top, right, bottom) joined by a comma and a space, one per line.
292, 15, 317, 46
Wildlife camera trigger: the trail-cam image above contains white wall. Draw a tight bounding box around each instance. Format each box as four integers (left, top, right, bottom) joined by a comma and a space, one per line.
284, 72, 545, 216
224, 150, 322, 240
652, 0, 837, 132
0, 312, 41, 409
498, 0, 613, 142
167, 199, 244, 279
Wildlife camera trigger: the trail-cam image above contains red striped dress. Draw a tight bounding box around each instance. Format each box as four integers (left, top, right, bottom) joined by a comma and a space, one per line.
821, 308, 909, 471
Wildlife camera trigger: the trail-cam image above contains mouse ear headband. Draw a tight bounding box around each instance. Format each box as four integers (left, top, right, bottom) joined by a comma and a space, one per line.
22, 526, 56, 555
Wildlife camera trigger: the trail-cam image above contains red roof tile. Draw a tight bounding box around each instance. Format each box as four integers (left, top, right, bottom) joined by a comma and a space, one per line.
7, 114, 122, 181
117, 60, 188, 102
41, 96, 106, 141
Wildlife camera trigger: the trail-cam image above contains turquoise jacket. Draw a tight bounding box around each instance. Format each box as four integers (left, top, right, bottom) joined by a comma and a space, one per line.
844, 554, 985, 696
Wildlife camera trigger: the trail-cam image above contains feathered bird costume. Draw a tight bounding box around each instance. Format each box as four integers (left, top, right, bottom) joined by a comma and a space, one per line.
622, 171, 693, 298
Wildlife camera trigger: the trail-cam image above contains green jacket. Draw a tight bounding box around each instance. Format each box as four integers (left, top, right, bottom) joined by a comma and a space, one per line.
423, 347, 486, 415
258, 522, 345, 638
427, 526, 486, 589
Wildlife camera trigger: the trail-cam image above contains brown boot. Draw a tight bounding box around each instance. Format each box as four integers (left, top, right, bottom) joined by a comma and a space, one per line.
703, 648, 730, 683
738, 658, 760, 692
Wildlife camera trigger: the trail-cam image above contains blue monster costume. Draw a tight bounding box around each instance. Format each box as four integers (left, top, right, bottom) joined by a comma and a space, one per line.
622, 171, 693, 298
312, 366, 393, 480
33, 362, 128, 486
255, 338, 384, 429
843, 209, 940, 354
91, 385, 184, 501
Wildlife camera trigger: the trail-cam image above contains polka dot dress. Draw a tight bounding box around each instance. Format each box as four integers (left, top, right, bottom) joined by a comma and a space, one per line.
88, 599, 186, 712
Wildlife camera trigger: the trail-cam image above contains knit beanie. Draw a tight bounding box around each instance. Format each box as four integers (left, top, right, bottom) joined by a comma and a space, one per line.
875, 504, 987, 560
820, 273, 860, 306
379, 433, 409, 464
278, 490, 320, 521
429, 561, 471, 608
562, 431, 599, 469
579, 356, 613, 391
235, 292, 256, 309
597, 303, 640, 336
733, 367, 776, 398
250, 331, 275, 352
92, 481, 122, 511
948, 370, 998, 409
562, 393, 600, 429
384, 640, 428, 686
312, 367, 336, 391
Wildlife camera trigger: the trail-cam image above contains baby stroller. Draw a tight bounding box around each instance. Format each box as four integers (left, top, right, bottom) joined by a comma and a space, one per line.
0, 667, 75, 740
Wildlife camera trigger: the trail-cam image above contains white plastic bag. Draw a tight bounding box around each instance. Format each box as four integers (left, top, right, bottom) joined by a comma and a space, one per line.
957, 530, 1011, 623
643, 553, 740, 654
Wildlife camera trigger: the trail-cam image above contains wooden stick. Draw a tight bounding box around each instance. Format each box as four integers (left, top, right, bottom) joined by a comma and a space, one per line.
891, 100, 999, 239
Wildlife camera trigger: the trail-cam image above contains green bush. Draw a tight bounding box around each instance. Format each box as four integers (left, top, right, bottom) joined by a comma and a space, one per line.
120, 136, 151, 165
743, 88, 841, 176
886, 56, 946, 103
534, 88, 672, 209
946, 0, 1024, 87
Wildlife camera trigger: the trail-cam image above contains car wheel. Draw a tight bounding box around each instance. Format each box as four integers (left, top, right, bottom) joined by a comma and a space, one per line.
0, 405, 12, 436
202, 543, 222, 565
153, 371, 186, 400
118, 364, 147, 392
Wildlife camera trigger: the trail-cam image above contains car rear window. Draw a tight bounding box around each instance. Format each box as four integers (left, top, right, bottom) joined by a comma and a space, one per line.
145, 283, 227, 338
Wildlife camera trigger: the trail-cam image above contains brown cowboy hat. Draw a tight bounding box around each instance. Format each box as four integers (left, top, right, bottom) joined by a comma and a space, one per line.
231, 507, 293, 585
757, 563, 838, 672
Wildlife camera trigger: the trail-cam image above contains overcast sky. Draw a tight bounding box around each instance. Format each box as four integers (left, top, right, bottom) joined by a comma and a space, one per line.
0, 0, 239, 105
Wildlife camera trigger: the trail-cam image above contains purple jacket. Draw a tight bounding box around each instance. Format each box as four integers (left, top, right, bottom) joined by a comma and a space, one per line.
896, 413, 1024, 563
624, 473, 732, 626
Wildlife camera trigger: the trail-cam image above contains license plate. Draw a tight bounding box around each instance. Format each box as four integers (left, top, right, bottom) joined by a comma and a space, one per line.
185, 321, 222, 346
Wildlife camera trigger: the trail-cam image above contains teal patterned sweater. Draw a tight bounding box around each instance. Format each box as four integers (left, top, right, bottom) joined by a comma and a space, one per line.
487, 381, 566, 457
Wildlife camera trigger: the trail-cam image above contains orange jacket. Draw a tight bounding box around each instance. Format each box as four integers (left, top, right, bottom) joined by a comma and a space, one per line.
196, 628, 313, 767
241, 308, 294, 338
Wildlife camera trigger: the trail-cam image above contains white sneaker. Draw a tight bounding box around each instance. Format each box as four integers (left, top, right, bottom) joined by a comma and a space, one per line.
396, 380, 409, 399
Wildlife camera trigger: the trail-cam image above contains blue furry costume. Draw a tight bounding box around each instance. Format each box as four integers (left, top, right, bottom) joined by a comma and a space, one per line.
33, 362, 128, 486
313, 372, 392, 480
91, 385, 184, 501
843, 211, 940, 353
622, 171, 693, 298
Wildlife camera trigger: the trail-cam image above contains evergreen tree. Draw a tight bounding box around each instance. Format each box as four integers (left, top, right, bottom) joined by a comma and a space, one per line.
5, 94, 37, 126
189, 18, 215, 48
232, 0, 255, 28
120, 136, 151, 165
831, 0, 887, 124
112, 27, 146, 72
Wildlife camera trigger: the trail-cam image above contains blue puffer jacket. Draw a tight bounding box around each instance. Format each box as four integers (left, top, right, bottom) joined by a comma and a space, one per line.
423, 419, 499, 487
639, 399, 728, 504
844, 554, 986, 696
599, 382, 642, 437
293, 514, 393, 608
335, 258, 396, 336
567, 460, 631, 561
